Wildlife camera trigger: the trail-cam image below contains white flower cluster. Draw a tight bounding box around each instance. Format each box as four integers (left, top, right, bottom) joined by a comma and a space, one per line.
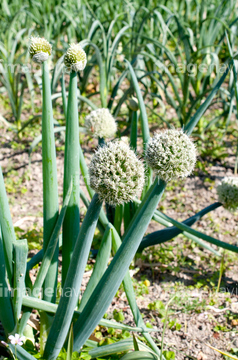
85, 108, 117, 139
145, 129, 196, 182
29, 36, 52, 64
89, 141, 144, 206
64, 43, 87, 72
217, 176, 238, 211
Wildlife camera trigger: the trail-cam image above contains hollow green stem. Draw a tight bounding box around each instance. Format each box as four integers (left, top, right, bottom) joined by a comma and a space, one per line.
62, 71, 80, 285
41, 61, 59, 303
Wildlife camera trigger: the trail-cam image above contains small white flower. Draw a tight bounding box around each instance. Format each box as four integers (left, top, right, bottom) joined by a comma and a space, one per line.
8, 334, 25, 346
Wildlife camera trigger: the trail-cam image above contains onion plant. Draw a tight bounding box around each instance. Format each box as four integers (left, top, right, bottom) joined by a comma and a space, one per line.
0, 28, 238, 360
0, 29, 34, 133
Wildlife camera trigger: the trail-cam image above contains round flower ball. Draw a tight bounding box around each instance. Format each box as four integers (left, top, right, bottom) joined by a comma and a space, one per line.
64, 43, 87, 72
29, 36, 52, 64
145, 129, 196, 182
85, 108, 117, 139
89, 141, 144, 206
217, 177, 238, 211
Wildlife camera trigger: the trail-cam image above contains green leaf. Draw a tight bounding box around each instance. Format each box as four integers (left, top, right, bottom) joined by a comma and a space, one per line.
28, 126, 86, 157
133, 334, 139, 351
80, 40, 107, 108
61, 74, 67, 119
124, 59, 150, 150
130, 111, 138, 152
120, 351, 159, 360
184, 61, 231, 135
107, 25, 130, 76
40, 311, 54, 356
19, 183, 72, 335
9, 344, 36, 360
139, 202, 222, 255
0, 165, 16, 283
32, 181, 72, 298
124, 59, 153, 194
22, 295, 151, 333
66, 325, 74, 360
44, 194, 103, 360
0, 225, 15, 334
13, 239, 28, 322
79, 147, 94, 199
111, 227, 165, 359
89, 339, 157, 358
51, 55, 65, 94
155, 210, 238, 254
79, 225, 112, 311
113, 205, 123, 236
73, 179, 166, 352
79, 155, 108, 230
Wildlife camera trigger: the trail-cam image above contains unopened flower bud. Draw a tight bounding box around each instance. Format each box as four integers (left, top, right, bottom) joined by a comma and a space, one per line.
89, 141, 144, 206
85, 108, 117, 139
217, 177, 238, 211
145, 129, 196, 182
64, 43, 87, 72
128, 96, 139, 111
29, 36, 52, 64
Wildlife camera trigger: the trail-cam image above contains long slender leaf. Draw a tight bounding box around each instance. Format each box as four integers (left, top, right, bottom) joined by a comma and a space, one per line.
80, 40, 107, 108
66, 325, 74, 360
125, 59, 150, 149
34, 182, 72, 297
9, 344, 36, 360
21, 296, 150, 332
28, 126, 86, 158
130, 111, 138, 152
139, 202, 222, 252
184, 61, 231, 135
44, 194, 102, 360
156, 210, 238, 253
111, 227, 165, 359
18, 183, 72, 335
79, 225, 112, 311
51, 92, 98, 110
13, 239, 28, 323
124, 59, 153, 194
0, 226, 15, 334
73, 178, 166, 352
61, 74, 67, 119
120, 351, 158, 360
89, 339, 158, 358
107, 25, 130, 76
0, 165, 16, 284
